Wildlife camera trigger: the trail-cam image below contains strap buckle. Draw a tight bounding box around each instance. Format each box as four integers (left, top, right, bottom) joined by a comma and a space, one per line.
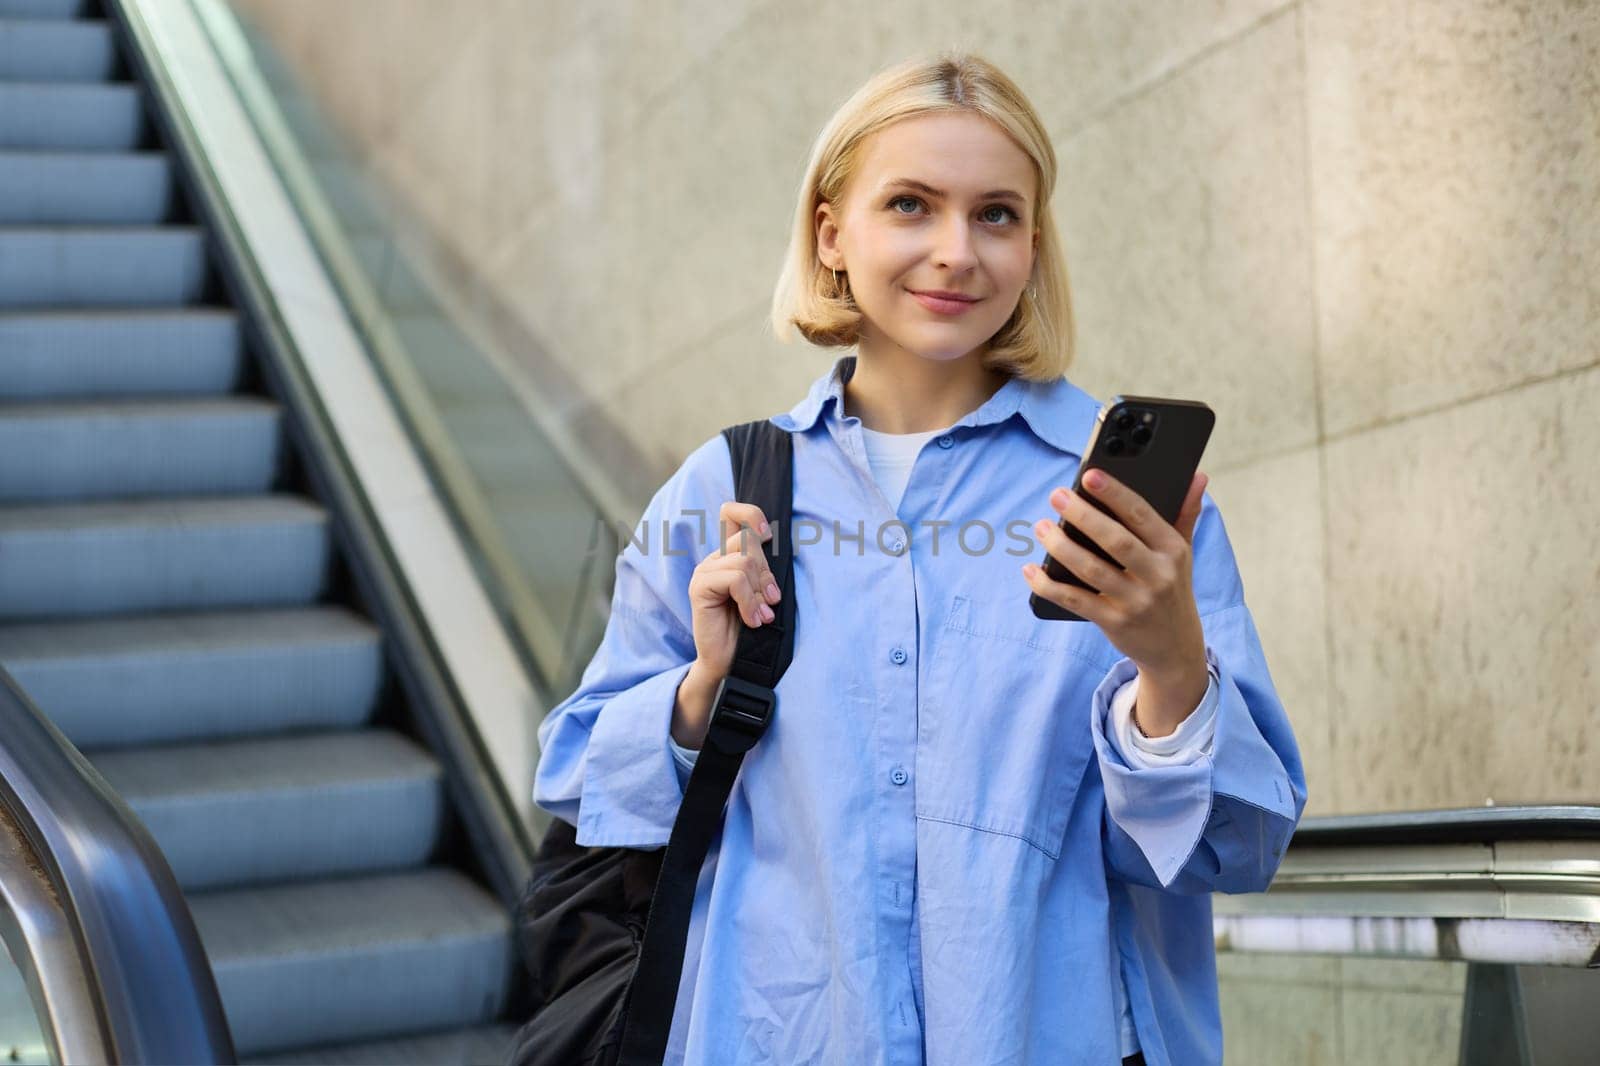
704, 674, 776, 756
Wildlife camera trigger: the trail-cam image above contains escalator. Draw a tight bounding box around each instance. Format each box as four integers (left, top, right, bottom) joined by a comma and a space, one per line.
0, 0, 530, 1059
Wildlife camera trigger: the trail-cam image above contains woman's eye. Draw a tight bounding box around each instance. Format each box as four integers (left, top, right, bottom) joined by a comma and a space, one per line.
886, 196, 1020, 225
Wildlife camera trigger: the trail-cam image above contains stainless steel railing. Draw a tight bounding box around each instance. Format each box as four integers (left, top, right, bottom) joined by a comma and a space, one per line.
0, 668, 234, 1063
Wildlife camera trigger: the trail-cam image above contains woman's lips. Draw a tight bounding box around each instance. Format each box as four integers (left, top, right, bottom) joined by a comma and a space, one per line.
909, 290, 983, 315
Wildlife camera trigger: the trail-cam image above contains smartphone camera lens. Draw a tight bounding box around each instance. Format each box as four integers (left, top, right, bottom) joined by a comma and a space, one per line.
1114, 411, 1134, 431
1105, 436, 1126, 456
1131, 425, 1152, 445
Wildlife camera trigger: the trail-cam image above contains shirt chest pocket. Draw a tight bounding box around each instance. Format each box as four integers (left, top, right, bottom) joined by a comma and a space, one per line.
914, 593, 1119, 861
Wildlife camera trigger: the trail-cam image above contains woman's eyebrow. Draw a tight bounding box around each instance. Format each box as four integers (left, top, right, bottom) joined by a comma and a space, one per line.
881, 177, 1027, 205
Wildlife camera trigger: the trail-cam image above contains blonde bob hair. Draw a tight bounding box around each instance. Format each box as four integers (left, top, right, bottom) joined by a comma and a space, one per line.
769, 50, 1075, 382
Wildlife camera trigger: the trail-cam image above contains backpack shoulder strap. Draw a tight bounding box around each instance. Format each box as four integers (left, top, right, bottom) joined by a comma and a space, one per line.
718, 419, 797, 690
616, 419, 795, 1065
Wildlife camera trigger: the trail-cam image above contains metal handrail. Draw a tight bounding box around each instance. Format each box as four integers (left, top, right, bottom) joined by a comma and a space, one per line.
1215, 805, 1600, 967
0, 668, 235, 1063
1282, 805, 1600, 846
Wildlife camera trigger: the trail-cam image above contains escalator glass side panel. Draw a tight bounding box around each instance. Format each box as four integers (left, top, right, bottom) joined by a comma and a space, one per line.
199, 0, 641, 702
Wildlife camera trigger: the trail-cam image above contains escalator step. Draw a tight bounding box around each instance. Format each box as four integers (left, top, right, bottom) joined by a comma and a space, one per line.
189, 867, 514, 1056
0, 396, 281, 501
0, 150, 173, 223
0, 308, 242, 399
0, 494, 329, 619
0, 606, 383, 747
0, 0, 90, 19
0, 396, 280, 501
0, 82, 144, 151
0, 6, 531, 1056
0, 17, 114, 82
89, 729, 445, 891
0, 226, 206, 308
242, 1024, 519, 1066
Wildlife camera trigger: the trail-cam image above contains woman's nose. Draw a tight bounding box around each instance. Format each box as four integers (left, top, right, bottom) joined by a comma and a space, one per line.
930, 216, 979, 270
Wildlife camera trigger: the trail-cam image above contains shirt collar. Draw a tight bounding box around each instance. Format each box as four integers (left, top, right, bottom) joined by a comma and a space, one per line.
772, 353, 1102, 458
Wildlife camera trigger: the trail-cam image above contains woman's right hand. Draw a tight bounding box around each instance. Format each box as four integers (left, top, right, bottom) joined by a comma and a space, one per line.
688, 501, 783, 679
673, 501, 783, 748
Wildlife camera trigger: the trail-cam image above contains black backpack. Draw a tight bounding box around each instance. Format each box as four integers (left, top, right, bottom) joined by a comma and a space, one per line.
508, 419, 797, 1066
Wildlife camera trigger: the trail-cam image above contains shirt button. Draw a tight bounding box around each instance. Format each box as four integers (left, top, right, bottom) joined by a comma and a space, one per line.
889, 538, 906, 555
890, 766, 909, 786
889, 647, 907, 665
937, 435, 954, 449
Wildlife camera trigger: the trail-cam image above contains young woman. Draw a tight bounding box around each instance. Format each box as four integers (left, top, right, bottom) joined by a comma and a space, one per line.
535, 51, 1306, 1066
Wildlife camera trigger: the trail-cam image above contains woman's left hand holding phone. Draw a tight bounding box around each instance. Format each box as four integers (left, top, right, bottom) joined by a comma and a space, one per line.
1022, 468, 1210, 738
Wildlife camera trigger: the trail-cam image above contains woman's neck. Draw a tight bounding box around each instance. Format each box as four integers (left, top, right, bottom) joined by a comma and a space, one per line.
842, 345, 1011, 434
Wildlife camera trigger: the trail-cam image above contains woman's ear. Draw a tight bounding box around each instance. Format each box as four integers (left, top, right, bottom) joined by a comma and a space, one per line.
815, 201, 842, 271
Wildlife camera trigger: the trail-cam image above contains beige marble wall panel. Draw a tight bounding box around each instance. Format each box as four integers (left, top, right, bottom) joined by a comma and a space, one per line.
492, 186, 635, 400
369, 0, 771, 278
1218, 978, 1340, 1064
364, 5, 614, 267
367, 32, 501, 259
1217, 953, 1341, 1065
1059, 8, 1316, 474
590, 0, 977, 397
929, 0, 1298, 139
582, 0, 770, 131
1339, 957, 1466, 995
465, 1, 612, 263
1307, 0, 1600, 437
1206, 446, 1332, 814
1338, 988, 1462, 1066
242, 2, 605, 266
1217, 955, 1469, 1065
1217, 951, 1342, 985
243, 0, 1319, 467
1324, 366, 1600, 813
590, 0, 1307, 404
603, 300, 828, 470
233, 0, 500, 158
461, 2, 709, 270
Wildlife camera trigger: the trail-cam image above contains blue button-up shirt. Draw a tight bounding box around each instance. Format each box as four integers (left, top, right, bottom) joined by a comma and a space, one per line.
534, 353, 1308, 1065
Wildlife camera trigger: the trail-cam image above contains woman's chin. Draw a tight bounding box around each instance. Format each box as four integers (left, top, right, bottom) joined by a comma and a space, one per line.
861, 327, 976, 361
904, 336, 993, 364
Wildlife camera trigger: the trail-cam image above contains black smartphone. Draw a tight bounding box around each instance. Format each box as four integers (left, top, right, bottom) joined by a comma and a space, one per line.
1029, 395, 1215, 622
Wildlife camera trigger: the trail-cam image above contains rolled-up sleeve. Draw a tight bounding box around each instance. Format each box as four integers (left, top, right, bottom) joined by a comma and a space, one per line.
1089, 494, 1309, 893
1107, 670, 1218, 768
533, 433, 733, 849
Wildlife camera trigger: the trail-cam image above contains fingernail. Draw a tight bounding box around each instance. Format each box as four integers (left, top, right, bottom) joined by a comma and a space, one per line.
759, 521, 770, 535
1084, 470, 1105, 490
766, 582, 779, 600
761, 603, 774, 622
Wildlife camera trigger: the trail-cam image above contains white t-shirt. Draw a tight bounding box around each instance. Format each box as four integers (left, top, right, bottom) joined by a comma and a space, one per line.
858, 424, 944, 514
